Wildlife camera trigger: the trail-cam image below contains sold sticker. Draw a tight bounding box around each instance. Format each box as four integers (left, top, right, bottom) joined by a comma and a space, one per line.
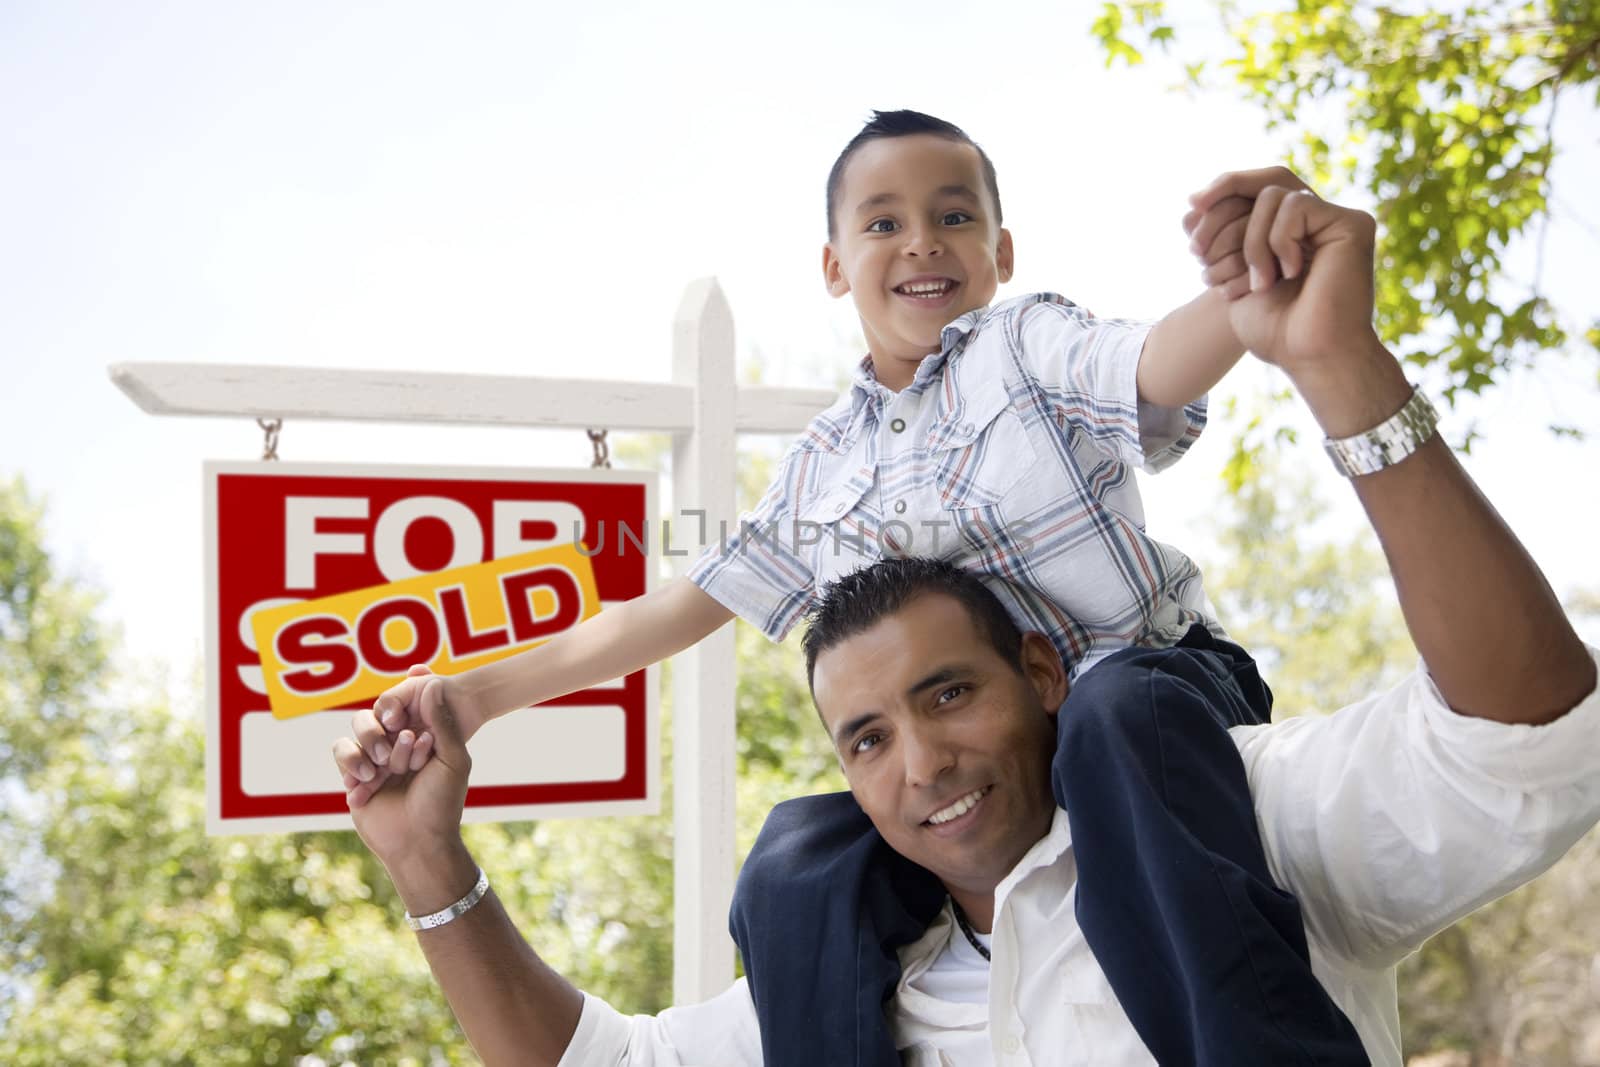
252, 543, 600, 720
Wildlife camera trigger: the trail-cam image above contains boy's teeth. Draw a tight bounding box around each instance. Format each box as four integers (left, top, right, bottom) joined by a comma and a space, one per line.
927, 786, 990, 825
898, 280, 954, 295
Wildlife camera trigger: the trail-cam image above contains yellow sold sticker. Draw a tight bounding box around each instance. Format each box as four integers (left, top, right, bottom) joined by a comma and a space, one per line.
252, 544, 600, 720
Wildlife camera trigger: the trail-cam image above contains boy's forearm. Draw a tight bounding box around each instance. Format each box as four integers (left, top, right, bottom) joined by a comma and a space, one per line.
1136, 287, 1245, 408
449, 575, 735, 730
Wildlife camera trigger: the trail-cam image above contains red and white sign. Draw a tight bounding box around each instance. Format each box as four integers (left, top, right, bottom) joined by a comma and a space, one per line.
204, 460, 658, 834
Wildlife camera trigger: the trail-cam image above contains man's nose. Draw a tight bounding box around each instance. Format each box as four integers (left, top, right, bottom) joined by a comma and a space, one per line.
901, 722, 955, 788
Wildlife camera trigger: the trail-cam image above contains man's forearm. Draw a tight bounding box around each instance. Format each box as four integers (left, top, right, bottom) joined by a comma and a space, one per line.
1290, 335, 1596, 725
386, 841, 584, 1067
1136, 287, 1245, 408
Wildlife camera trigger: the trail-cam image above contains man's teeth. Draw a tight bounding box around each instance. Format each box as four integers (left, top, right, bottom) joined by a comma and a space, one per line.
927, 786, 990, 825
897, 280, 955, 296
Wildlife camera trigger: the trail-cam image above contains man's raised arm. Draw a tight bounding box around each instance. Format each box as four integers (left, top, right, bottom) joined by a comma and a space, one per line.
1189, 168, 1596, 725
333, 669, 584, 1066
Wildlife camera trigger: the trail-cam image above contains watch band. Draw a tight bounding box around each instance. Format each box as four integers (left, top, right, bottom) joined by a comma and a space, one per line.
1322, 385, 1438, 477
404, 867, 490, 931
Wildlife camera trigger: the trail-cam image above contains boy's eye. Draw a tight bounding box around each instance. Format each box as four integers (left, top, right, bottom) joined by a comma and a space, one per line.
941, 211, 973, 225
866, 218, 898, 234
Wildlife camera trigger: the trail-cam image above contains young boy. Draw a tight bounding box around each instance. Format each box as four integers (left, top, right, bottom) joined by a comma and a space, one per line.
342, 111, 1368, 1065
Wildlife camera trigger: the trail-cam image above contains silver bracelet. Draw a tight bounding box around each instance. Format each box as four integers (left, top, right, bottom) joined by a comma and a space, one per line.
404, 867, 490, 932
1322, 385, 1439, 478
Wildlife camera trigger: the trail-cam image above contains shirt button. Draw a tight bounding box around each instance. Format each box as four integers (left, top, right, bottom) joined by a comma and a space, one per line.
960, 422, 976, 436
893, 500, 907, 515
834, 502, 846, 514
890, 418, 906, 433
1002, 1035, 1021, 1055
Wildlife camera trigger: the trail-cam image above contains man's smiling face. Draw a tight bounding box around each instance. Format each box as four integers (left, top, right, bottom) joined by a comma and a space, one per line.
812, 591, 1063, 925
823, 134, 1014, 391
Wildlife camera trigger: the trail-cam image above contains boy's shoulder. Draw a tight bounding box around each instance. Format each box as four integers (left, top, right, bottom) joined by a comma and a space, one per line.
977, 292, 1093, 334
949, 292, 1090, 374
964, 292, 1150, 369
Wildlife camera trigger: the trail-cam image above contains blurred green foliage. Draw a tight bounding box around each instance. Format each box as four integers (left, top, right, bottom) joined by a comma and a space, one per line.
5, 436, 1596, 1062
0, 449, 843, 1062
1092, 0, 1600, 450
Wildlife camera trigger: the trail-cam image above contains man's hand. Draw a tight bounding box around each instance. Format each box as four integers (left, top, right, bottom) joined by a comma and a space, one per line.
1187, 167, 1381, 376
333, 664, 471, 868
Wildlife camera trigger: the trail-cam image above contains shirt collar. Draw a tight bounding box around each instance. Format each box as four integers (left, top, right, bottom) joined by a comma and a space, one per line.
847, 304, 992, 412
896, 810, 1073, 972
995, 809, 1074, 906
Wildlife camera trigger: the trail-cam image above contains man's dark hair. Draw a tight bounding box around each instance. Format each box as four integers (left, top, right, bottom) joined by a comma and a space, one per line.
802, 557, 1024, 692
825, 109, 1003, 239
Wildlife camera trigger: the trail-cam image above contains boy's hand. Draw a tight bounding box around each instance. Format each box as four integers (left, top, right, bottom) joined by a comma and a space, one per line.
1188, 167, 1380, 375
1182, 194, 1255, 296
339, 664, 443, 805
1184, 166, 1318, 299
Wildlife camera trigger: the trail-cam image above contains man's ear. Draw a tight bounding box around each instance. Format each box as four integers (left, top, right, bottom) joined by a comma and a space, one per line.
997, 228, 1015, 284
1019, 631, 1068, 714
822, 243, 851, 299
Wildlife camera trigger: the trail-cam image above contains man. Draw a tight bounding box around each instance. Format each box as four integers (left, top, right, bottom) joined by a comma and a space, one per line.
333, 174, 1600, 1065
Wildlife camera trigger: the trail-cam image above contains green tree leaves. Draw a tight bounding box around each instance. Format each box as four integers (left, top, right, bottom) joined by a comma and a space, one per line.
1092, 0, 1600, 447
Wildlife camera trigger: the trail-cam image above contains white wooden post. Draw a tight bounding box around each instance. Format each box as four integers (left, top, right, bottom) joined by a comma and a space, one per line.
107, 277, 837, 1007
670, 278, 739, 1002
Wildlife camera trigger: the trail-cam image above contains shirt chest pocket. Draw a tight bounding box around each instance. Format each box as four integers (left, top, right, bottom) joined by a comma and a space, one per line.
795, 438, 881, 584
925, 376, 1038, 512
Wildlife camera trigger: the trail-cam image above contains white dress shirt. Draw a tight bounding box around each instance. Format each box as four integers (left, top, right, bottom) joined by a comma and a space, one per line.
558, 648, 1600, 1066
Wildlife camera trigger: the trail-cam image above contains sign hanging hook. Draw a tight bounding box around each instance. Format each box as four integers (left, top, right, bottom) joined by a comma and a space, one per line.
257, 418, 282, 461
587, 428, 611, 469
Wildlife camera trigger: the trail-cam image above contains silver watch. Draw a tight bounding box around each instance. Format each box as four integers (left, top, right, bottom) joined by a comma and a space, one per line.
1322, 386, 1438, 478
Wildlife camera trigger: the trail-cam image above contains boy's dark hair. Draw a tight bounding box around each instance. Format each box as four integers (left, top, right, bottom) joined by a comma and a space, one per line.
825, 109, 1003, 239
802, 557, 1024, 692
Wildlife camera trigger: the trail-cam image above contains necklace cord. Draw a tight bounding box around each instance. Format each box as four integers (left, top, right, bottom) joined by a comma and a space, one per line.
950, 899, 992, 963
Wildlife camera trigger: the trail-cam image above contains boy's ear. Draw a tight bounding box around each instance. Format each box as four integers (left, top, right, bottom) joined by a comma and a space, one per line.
997, 228, 1015, 284
822, 243, 851, 299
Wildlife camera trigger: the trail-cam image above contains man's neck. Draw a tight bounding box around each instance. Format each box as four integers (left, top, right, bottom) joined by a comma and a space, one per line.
948, 886, 995, 934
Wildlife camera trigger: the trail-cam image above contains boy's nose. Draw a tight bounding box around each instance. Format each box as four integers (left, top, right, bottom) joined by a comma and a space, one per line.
902, 226, 944, 257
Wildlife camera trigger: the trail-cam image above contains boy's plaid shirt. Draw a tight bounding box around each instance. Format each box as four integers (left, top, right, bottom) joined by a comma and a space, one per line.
688, 292, 1223, 677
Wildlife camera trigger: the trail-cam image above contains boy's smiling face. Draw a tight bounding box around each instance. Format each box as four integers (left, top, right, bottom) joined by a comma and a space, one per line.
824, 134, 1014, 391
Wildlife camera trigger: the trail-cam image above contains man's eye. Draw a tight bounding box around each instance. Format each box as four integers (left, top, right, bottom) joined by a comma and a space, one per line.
853, 732, 883, 754
936, 685, 968, 705
941, 211, 972, 225
866, 218, 898, 234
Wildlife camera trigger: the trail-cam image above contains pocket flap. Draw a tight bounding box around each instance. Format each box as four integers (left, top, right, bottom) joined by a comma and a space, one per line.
923, 373, 1011, 454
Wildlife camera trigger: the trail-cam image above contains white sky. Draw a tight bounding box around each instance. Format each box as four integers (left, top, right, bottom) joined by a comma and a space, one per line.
3, 0, 1598, 679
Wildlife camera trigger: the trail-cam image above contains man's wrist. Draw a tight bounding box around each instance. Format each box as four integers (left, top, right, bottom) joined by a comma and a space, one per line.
1279, 332, 1413, 439
384, 837, 480, 918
